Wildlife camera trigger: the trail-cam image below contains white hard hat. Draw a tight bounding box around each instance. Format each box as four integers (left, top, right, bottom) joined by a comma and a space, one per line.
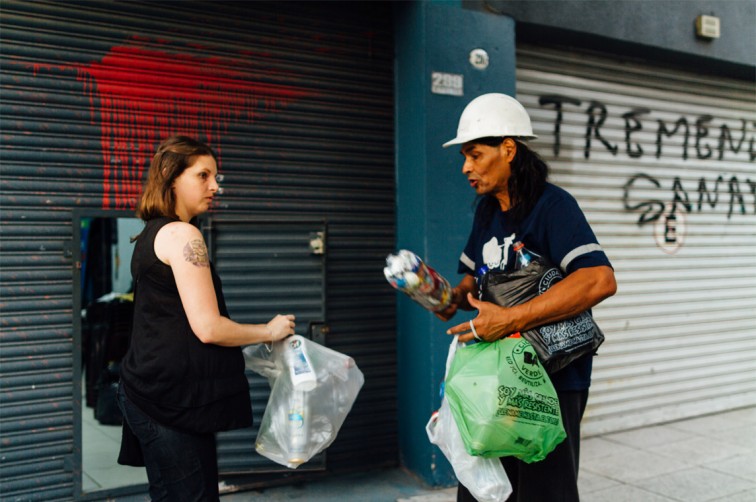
442, 93, 537, 148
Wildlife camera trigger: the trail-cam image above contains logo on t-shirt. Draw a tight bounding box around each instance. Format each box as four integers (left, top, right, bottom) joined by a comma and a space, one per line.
481, 233, 516, 271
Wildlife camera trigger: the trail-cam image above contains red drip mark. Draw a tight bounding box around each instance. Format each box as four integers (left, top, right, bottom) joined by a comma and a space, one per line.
28, 40, 311, 209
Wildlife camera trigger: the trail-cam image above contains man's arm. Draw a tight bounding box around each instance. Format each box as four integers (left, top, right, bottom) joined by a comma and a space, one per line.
447, 265, 616, 343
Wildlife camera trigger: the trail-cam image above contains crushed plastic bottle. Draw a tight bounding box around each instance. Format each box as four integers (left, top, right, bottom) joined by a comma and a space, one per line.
384, 250, 452, 312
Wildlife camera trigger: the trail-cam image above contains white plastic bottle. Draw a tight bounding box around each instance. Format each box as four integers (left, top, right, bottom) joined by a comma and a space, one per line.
283, 335, 315, 465
283, 335, 317, 391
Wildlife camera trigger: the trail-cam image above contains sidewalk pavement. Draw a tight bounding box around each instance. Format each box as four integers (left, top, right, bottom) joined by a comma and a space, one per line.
221, 405, 756, 501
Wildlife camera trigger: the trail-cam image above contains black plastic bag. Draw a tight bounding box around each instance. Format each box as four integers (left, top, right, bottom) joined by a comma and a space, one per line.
479, 259, 604, 374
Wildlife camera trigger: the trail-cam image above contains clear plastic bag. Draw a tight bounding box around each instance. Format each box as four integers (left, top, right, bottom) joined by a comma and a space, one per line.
426, 336, 512, 502
244, 335, 364, 469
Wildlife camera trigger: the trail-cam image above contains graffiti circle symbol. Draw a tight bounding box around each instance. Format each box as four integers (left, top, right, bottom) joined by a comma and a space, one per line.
653, 202, 687, 254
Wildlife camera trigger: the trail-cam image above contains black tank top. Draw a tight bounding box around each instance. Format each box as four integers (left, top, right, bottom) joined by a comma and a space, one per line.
121, 217, 252, 433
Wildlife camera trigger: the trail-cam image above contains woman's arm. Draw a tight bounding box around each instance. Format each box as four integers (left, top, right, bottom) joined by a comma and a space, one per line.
155, 221, 295, 346
448, 265, 616, 343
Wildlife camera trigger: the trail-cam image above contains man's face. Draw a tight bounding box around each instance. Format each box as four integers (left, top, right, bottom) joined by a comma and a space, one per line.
460, 140, 515, 196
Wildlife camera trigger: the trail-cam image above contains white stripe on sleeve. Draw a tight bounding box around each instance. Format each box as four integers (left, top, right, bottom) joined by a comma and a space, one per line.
460, 252, 475, 272
560, 243, 603, 271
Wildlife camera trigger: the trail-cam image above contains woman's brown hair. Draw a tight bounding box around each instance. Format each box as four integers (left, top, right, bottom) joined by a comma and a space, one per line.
136, 135, 217, 221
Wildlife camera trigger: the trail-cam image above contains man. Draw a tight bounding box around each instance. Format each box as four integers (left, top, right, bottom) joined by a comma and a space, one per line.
438, 93, 617, 502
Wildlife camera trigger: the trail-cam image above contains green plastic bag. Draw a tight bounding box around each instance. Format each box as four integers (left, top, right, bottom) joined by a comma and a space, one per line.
445, 337, 566, 462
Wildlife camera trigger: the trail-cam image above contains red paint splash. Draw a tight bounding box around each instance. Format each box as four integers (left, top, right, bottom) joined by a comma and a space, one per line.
30, 39, 310, 209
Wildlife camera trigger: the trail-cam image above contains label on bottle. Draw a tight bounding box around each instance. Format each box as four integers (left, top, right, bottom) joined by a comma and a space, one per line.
286, 336, 317, 391
288, 390, 308, 463
291, 348, 311, 376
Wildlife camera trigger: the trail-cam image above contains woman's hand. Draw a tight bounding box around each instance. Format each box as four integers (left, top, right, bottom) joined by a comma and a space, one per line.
446, 293, 515, 343
267, 314, 296, 342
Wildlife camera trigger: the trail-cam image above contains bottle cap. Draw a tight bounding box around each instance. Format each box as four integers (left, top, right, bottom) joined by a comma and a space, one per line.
513, 241, 524, 252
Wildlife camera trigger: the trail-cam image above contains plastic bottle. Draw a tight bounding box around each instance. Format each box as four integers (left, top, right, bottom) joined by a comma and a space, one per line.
287, 389, 309, 465
283, 336, 315, 465
475, 265, 490, 286
383, 250, 452, 311
283, 335, 317, 391
513, 241, 542, 270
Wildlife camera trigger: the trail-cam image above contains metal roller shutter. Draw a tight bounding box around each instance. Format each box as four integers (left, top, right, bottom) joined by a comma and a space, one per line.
202, 217, 328, 474
0, 1, 395, 500
516, 45, 756, 435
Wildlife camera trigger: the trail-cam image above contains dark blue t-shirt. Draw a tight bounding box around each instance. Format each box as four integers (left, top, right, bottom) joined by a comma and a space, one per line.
458, 183, 612, 391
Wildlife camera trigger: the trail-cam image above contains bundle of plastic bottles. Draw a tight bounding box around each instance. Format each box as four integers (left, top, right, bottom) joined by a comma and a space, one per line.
384, 250, 452, 312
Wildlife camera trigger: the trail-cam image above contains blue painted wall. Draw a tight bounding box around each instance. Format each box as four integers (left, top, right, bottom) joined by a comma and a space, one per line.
394, 1, 517, 486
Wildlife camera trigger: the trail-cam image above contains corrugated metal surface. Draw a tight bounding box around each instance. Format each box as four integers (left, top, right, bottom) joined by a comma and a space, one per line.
0, 1, 395, 500
516, 46, 756, 436
203, 217, 327, 473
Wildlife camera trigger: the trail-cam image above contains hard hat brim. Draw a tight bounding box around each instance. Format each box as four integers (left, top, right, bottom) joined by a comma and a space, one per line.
442, 133, 538, 148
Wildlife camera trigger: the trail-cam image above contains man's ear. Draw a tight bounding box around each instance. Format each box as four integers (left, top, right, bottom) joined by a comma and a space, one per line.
501, 138, 517, 162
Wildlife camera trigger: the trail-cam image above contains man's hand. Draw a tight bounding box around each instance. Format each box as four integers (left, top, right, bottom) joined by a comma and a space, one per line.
446, 293, 516, 343
434, 302, 459, 321
434, 275, 477, 322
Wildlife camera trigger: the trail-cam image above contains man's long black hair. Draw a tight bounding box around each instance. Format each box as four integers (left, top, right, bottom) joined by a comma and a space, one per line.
474, 137, 549, 228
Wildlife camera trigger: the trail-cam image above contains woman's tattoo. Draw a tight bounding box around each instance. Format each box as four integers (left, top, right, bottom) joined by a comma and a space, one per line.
183, 239, 210, 267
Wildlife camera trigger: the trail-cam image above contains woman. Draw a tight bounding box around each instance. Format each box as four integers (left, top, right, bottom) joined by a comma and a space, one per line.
439, 94, 617, 501
117, 135, 296, 501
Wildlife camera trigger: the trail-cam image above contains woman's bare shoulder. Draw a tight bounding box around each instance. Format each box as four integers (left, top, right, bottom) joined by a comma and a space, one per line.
154, 221, 204, 264
159, 220, 201, 236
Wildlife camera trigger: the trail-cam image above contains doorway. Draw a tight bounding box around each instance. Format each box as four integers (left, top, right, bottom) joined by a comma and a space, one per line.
73, 210, 147, 499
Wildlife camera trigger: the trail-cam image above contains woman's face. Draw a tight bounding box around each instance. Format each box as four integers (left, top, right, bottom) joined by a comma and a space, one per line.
172, 154, 219, 221
460, 139, 516, 197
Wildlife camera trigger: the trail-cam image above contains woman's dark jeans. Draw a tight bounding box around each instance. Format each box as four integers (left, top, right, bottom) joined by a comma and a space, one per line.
117, 384, 220, 501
